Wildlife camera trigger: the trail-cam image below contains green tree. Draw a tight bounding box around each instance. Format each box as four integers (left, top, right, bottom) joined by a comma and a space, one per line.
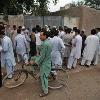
84, 0, 100, 10
70, 1, 85, 8
0, 0, 58, 15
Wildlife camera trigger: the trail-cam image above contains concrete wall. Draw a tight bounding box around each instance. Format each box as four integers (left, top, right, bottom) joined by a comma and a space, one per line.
8, 14, 24, 27
0, 14, 24, 28
0, 15, 63, 29
64, 16, 80, 28
81, 7, 100, 35
52, 6, 100, 35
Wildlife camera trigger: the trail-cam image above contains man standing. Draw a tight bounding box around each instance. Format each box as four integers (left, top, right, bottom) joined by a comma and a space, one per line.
50, 28, 65, 75
14, 29, 28, 64
96, 28, 100, 55
11, 25, 17, 43
81, 29, 99, 67
67, 29, 82, 69
30, 30, 52, 97
0, 55, 2, 87
62, 28, 72, 66
58, 26, 65, 39
35, 25, 42, 55
0, 33, 2, 87
0, 25, 16, 78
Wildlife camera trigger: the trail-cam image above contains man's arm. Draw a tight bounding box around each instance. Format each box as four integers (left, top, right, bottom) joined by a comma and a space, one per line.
2, 40, 9, 52
35, 44, 47, 65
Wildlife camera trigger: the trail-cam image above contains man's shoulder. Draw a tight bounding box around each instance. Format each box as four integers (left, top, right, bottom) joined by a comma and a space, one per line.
44, 40, 52, 47
3, 36, 11, 42
4, 36, 10, 40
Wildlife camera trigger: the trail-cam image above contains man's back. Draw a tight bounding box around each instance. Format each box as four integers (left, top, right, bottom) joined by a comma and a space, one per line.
14, 34, 28, 54
51, 36, 65, 52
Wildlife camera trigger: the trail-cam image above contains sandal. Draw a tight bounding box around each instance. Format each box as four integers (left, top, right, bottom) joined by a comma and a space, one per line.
39, 92, 48, 97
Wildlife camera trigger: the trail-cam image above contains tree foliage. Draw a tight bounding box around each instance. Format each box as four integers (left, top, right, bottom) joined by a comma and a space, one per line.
70, 1, 85, 8
70, 0, 100, 10
0, 0, 58, 15
84, 0, 100, 10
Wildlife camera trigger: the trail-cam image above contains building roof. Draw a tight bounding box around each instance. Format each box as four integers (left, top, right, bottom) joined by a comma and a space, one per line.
51, 6, 100, 17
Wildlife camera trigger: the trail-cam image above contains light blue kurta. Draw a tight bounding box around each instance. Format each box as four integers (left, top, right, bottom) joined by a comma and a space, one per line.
1, 36, 16, 67
50, 36, 65, 66
1, 36, 16, 78
14, 34, 28, 55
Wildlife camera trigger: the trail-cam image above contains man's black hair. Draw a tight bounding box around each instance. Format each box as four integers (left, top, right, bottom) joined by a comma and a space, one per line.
13, 25, 16, 28
18, 26, 22, 29
41, 29, 49, 38
36, 26, 41, 32
75, 29, 80, 34
65, 28, 72, 34
17, 29, 21, 34
91, 29, 97, 35
0, 25, 5, 35
73, 27, 77, 31
32, 27, 36, 32
59, 26, 63, 31
50, 28, 59, 36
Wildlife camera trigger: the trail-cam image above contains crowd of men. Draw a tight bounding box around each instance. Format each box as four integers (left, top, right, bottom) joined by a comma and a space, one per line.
0, 22, 100, 96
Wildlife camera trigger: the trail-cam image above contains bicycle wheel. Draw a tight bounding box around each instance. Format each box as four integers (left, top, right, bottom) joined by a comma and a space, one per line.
2, 69, 27, 88
48, 69, 68, 89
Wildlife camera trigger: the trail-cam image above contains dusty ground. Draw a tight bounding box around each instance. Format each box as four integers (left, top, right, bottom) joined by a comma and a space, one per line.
0, 63, 100, 100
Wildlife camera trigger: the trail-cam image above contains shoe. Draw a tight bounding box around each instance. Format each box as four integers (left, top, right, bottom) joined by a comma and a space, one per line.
79, 64, 84, 66
85, 64, 90, 68
66, 68, 71, 70
71, 67, 74, 69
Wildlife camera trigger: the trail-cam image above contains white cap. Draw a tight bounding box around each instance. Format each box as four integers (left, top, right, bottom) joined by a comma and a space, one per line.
45, 25, 48, 27
22, 26, 25, 29
53, 26, 56, 28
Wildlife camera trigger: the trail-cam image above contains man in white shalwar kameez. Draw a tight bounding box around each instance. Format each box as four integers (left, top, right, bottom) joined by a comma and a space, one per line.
50, 29, 65, 75
21, 26, 31, 59
35, 26, 41, 55
14, 29, 28, 64
62, 28, 73, 66
58, 26, 65, 39
11, 25, 17, 44
0, 26, 16, 78
67, 29, 82, 69
96, 28, 100, 55
81, 29, 99, 66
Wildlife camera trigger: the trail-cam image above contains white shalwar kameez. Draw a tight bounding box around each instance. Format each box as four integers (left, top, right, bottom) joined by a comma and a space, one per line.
67, 35, 82, 69
51, 36, 65, 66
1, 36, 16, 78
50, 36, 65, 75
58, 31, 65, 39
81, 35, 99, 66
97, 32, 100, 55
35, 32, 41, 55
14, 34, 28, 63
21, 30, 31, 58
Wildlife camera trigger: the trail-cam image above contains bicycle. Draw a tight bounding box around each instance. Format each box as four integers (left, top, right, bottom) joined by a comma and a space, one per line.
2, 54, 68, 89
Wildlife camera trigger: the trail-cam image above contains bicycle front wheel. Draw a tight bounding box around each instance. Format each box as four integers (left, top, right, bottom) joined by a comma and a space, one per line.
2, 69, 27, 88
48, 69, 68, 89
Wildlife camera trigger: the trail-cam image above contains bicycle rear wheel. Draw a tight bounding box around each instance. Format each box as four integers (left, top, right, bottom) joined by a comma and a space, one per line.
2, 69, 27, 88
48, 69, 68, 89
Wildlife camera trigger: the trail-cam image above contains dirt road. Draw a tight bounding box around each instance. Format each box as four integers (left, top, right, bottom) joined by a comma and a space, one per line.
0, 64, 100, 100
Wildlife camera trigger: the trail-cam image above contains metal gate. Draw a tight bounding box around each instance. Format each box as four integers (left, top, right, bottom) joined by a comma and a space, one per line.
24, 16, 64, 29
